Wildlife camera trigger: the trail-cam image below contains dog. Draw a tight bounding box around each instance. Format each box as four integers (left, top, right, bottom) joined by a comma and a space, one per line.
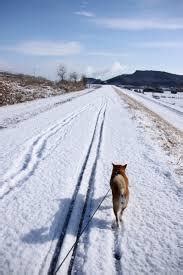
110, 163, 129, 227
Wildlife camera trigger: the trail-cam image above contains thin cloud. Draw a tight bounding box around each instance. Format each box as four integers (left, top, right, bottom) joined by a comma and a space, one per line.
135, 41, 183, 48
2, 41, 82, 56
86, 61, 126, 80
92, 17, 183, 30
74, 11, 95, 17
81, 1, 89, 9
88, 51, 127, 57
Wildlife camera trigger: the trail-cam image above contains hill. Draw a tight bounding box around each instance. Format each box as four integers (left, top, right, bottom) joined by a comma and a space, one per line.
106, 70, 183, 87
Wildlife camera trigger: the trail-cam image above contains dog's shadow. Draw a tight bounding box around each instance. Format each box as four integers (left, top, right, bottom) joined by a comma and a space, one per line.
21, 194, 112, 244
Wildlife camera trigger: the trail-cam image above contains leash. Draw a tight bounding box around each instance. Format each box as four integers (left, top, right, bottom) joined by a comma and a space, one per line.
55, 188, 111, 274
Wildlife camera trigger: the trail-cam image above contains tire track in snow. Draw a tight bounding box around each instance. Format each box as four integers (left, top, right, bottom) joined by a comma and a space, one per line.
68, 103, 106, 274
0, 88, 96, 129
0, 103, 93, 200
70, 94, 122, 275
48, 100, 106, 275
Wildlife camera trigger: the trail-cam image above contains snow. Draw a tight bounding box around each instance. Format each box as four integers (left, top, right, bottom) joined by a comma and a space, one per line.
0, 88, 93, 128
117, 88, 183, 131
144, 91, 183, 111
0, 85, 182, 274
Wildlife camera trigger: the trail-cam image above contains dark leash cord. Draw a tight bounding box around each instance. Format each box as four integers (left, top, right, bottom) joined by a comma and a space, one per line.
54, 188, 111, 274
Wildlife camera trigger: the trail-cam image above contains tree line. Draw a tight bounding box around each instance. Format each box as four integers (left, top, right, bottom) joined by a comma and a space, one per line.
57, 64, 87, 87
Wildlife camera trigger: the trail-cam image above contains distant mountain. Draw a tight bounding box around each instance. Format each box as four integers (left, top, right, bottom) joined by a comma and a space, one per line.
85, 77, 104, 85
106, 70, 183, 87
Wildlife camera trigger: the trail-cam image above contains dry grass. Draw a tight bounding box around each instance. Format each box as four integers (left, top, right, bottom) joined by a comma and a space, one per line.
0, 71, 86, 106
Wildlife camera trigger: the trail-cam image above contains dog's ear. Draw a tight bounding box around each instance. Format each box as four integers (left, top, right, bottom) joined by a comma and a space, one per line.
123, 164, 127, 169
112, 162, 115, 166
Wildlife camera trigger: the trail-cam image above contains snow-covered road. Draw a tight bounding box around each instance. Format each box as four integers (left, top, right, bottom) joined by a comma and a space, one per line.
0, 86, 182, 274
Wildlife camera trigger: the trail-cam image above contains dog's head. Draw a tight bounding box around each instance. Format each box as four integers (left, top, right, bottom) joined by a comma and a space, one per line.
112, 163, 127, 175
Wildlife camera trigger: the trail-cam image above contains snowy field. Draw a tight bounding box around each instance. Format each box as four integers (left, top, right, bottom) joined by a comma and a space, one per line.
0, 85, 182, 274
120, 89, 183, 131
145, 91, 183, 110
140, 91, 183, 114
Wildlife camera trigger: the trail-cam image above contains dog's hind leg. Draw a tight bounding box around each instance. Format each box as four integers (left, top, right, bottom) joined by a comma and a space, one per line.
114, 209, 119, 227
120, 194, 128, 222
113, 201, 119, 227
119, 208, 124, 222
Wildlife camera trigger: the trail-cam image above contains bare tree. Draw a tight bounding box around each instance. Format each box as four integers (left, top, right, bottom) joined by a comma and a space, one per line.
81, 74, 87, 87
69, 72, 78, 82
57, 64, 67, 82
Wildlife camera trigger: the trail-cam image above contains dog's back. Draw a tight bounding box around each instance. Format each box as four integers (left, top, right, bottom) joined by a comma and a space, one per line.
112, 174, 127, 196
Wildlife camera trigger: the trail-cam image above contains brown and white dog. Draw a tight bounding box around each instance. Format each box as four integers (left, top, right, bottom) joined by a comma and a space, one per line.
110, 163, 129, 227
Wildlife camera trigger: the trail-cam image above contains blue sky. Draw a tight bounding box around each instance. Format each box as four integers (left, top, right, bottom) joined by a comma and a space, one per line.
0, 0, 183, 79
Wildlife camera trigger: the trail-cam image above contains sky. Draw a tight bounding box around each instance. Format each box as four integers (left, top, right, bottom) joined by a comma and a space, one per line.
0, 0, 183, 80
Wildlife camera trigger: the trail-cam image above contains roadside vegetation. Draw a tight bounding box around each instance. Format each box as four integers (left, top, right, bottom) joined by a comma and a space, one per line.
0, 65, 87, 106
